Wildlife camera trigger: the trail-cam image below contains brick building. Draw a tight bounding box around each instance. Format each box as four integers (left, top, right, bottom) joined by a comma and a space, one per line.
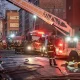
5, 10, 19, 36
39, 0, 66, 19
66, 0, 80, 34
37, 0, 66, 32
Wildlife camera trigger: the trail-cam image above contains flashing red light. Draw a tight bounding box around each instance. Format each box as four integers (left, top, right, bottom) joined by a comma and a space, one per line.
59, 43, 63, 47
35, 42, 41, 45
59, 50, 63, 53
38, 31, 44, 35
56, 48, 59, 52
30, 30, 45, 35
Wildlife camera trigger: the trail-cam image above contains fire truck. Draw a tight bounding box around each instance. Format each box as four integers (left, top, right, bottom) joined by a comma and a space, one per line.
23, 30, 47, 55
7, 0, 80, 58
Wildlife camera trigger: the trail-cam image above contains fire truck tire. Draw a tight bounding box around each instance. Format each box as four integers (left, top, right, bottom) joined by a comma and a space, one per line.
68, 50, 79, 62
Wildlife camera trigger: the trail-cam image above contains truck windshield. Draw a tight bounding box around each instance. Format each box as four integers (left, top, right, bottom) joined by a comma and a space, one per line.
68, 42, 77, 48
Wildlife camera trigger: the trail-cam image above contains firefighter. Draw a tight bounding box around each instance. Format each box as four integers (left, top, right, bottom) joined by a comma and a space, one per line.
47, 37, 57, 66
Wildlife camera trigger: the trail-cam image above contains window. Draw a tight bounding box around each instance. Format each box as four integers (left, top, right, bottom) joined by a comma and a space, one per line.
10, 23, 19, 27
28, 0, 31, 2
69, 6, 71, 10
10, 16, 19, 20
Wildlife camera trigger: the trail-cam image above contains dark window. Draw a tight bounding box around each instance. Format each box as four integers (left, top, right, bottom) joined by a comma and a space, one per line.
28, 0, 31, 2
68, 42, 77, 48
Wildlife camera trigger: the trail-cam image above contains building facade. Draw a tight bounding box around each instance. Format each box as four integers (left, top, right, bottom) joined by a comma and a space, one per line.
38, 0, 66, 33
66, 0, 80, 34
39, 0, 66, 19
5, 10, 19, 37
19, 10, 33, 35
19, 0, 39, 36
0, 20, 3, 39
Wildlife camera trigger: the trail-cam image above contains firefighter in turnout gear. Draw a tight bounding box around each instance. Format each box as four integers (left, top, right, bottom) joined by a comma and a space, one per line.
47, 37, 57, 66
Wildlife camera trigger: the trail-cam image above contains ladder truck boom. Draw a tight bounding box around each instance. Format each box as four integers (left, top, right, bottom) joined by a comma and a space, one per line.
7, 0, 73, 36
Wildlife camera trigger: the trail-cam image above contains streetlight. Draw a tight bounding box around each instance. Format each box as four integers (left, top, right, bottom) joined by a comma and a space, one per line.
33, 15, 37, 19
9, 34, 15, 38
33, 15, 37, 30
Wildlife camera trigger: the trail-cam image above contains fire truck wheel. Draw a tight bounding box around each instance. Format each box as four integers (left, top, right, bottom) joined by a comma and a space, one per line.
68, 50, 79, 62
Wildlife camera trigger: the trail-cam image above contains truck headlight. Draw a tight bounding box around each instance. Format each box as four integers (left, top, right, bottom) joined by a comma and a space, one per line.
65, 37, 71, 42
73, 37, 78, 42
27, 46, 32, 51
43, 46, 46, 51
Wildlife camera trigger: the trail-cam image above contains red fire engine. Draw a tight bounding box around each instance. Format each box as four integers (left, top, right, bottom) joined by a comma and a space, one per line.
25, 30, 65, 57
25, 30, 46, 53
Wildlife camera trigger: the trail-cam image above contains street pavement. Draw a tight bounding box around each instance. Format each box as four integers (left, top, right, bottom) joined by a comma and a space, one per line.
0, 50, 76, 80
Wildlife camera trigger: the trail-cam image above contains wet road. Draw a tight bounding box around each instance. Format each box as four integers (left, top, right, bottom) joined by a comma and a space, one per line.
0, 50, 72, 79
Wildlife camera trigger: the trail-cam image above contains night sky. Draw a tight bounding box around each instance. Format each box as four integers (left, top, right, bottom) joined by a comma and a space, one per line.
6, 1, 19, 10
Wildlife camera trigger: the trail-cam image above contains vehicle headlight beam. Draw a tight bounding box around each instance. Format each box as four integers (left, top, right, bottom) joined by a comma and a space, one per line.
27, 46, 32, 51
73, 37, 78, 42
65, 37, 71, 42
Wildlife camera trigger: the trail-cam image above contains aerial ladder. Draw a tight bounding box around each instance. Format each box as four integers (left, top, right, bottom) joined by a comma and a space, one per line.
7, 0, 80, 58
